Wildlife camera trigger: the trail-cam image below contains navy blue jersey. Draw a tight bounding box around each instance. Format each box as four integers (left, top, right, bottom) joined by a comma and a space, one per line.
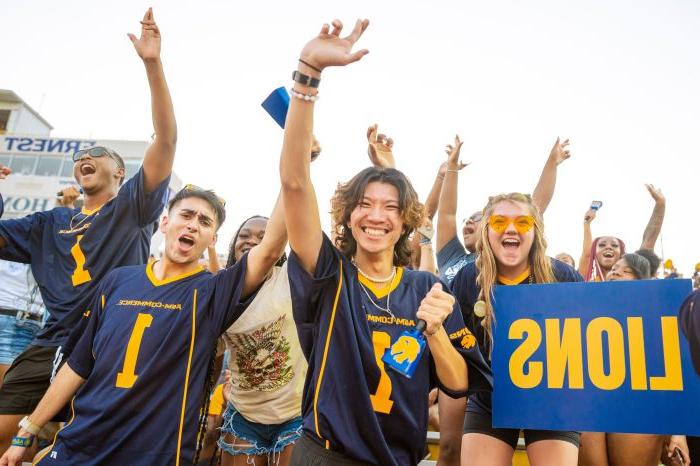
35, 256, 254, 465
450, 258, 582, 414
0, 168, 169, 346
680, 289, 700, 375
287, 235, 492, 466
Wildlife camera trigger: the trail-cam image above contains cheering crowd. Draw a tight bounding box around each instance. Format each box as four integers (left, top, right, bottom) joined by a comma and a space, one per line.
0, 9, 697, 466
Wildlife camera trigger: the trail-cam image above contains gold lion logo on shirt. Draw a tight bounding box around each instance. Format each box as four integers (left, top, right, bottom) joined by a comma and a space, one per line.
460, 333, 477, 349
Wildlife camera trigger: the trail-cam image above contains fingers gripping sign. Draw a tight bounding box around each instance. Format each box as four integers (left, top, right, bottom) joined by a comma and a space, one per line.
416, 283, 455, 336
128, 7, 161, 62
299, 18, 370, 72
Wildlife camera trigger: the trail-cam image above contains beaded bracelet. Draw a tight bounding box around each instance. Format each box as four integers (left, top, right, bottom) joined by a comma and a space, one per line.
289, 88, 319, 102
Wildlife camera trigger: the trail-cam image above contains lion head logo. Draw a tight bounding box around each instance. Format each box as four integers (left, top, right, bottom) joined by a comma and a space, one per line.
460, 333, 477, 349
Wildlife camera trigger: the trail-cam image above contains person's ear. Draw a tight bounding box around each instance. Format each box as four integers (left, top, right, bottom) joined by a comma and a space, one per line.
159, 214, 168, 234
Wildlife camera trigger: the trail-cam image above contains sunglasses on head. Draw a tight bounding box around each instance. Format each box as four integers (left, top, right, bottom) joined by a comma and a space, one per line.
487, 215, 535, 234
183, 184, 227, 207
72, 147, 124, 168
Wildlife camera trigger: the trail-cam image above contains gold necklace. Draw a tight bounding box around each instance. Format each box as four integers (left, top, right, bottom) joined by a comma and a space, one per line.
69, 209, 98, 231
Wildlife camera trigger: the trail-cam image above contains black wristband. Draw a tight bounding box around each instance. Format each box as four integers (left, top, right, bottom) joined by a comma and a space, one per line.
292, 70, 320, 89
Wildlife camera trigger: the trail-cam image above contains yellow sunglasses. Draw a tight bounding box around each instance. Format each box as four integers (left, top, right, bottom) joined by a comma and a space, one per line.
487, 215, 535, 234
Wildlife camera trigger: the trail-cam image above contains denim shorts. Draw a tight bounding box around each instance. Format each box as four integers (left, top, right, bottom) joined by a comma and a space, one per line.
0, 315, 42, 365
218, 403, 302, 461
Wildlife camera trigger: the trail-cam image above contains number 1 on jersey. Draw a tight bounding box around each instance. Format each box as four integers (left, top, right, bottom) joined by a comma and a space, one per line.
370, 331, 394, 414
71, 235, 92, 286
116, 313, 153, 389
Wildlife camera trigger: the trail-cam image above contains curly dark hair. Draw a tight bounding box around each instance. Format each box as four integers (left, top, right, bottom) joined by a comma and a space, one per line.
330, 167, 424, 266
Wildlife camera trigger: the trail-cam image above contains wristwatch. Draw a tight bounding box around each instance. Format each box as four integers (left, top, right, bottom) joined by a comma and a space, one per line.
18, 416, 41, 436
292, 70, 320, 88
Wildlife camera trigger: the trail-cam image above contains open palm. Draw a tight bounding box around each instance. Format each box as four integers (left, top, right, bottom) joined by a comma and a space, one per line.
128, 8, 161, 61
300, 19, 370, 70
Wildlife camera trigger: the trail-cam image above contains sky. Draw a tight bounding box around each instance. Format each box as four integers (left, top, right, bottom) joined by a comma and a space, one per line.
3, 0, 699, 275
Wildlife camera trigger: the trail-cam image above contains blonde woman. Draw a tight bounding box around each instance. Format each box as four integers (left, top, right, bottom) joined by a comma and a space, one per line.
451, 193, 582, 466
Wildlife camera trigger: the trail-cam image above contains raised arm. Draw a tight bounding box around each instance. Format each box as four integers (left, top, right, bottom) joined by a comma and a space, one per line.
436, 135, 467, 252
417, 219, 437, 275
578, 208, 596, 277
640, 184, 665, 250
532, 137, 571, 214
207, 245, 221, 273
280, 19, 369, 274
423, 161, 448, 221
0, 364, 85, 466
243, 192, 288, 296
128, 8, 177, 193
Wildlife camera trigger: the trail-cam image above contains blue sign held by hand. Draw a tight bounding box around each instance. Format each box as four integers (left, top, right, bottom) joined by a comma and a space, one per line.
491, 279, 698, 435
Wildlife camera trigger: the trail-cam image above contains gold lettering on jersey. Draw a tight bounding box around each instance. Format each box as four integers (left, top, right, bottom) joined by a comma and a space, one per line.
117, 299, 183, 310
448, 327, 478, 349
58, 223, 92, 235
366, 314, 416, 327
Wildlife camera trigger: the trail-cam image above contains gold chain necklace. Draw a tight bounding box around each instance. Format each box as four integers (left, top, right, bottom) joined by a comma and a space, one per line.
69, 209, 98, 231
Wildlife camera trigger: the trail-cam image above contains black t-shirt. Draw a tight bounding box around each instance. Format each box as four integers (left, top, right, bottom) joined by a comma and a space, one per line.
451, 258, 583, 414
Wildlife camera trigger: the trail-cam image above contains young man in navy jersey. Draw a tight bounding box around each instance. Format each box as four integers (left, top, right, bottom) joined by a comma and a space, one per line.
0, 8, 176, 454
279, 19, 492, 466
0, 184, 287, 465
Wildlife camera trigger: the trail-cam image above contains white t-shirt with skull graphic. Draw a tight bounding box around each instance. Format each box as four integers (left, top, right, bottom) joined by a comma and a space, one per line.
222, 262, 306, 424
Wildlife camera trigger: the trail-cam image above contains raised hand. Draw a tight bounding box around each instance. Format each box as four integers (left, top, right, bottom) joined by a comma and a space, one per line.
128, 8, 161, 62
584, 208, 597, 224
416, 283, 455, 336
445, 135, 467, 170
0, 165, 11, 180
300, 19, 370, 71
645, 184, 665, 205
367, 124, 395, 168
549, 137, 571, 165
